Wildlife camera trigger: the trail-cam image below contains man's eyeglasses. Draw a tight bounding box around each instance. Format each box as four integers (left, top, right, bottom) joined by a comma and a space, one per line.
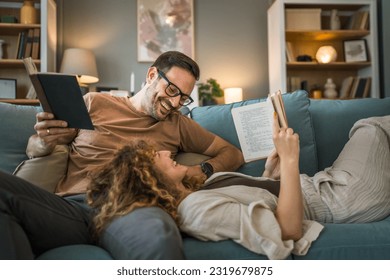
157, 69, 194, 106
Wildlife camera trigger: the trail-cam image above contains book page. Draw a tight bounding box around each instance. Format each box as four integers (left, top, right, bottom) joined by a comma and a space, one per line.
231, 100, 274, 162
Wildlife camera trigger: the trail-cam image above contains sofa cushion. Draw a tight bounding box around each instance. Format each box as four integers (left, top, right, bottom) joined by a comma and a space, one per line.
293, 215, 390, 260
0, 102, 41, 173
309, 97, 390, 170
36, 244, 113, 260
190, 90, 318, 176
13, 145, 69, 193
183, 237, 279, 260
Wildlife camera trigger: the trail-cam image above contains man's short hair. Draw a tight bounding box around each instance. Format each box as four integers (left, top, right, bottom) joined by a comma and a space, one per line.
152, 51, 200, 81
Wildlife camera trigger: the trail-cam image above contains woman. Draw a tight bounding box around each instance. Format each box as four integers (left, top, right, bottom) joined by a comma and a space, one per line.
87, 114, 390, 260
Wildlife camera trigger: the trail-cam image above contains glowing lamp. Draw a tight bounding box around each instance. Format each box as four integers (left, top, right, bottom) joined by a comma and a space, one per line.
316, 46, 337, 64
224, 87, 243, 104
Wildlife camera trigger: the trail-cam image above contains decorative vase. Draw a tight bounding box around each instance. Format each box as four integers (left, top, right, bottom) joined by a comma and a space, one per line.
330, 9, 340, 30
324, 78, 338, 99
20, 1, 37, 24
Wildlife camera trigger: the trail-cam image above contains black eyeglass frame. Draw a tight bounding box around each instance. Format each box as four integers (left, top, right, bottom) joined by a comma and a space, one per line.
157, 69, 194, 106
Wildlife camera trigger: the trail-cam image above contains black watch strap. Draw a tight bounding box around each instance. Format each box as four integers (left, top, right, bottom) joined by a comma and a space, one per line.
200, 162, 214, 178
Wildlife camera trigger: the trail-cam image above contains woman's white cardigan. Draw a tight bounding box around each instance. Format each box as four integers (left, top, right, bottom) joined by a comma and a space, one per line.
178, 173, 323, 260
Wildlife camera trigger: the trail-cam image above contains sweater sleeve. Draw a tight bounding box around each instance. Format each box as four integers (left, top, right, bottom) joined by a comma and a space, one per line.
178, 186, 323, 260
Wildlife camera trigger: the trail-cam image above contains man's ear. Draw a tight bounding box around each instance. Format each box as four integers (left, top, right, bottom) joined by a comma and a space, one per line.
146, 67, 158, 84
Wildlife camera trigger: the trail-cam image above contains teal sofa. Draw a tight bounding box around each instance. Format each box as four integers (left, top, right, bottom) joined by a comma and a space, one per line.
1, 90, 389, 260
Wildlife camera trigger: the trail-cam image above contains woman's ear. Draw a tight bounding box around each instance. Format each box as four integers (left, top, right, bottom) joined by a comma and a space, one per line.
146, 67, 158, 84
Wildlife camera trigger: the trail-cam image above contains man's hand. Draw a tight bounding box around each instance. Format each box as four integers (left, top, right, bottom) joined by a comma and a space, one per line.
26, 112, 77, 158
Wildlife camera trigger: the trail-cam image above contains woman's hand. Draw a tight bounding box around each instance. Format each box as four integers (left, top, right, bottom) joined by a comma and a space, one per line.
272, 113, 300, 164
263, 149, 280, 179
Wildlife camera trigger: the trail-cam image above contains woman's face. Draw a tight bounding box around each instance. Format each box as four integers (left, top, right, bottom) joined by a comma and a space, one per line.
154, 150, 188, 185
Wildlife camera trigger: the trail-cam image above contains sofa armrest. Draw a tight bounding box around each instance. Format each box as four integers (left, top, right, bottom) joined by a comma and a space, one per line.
0, 102, 41, 173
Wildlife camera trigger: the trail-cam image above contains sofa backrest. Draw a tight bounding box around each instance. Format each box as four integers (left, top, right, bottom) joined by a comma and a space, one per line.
191, 90, 318, 177
0, 102, 41, 173
309, 97, 390, 171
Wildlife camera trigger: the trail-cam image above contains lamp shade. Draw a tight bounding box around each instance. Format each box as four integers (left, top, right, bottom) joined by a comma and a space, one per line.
60, 48, 99, 84
224, 87, 243, 104
316, 46, 337, 64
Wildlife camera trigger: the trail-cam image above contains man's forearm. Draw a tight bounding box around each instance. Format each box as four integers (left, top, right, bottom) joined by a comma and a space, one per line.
207, 145, 244, 173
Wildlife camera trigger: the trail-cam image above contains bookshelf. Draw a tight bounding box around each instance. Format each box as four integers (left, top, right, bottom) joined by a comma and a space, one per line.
0, 0, 56, 104
268, 0, 380, 99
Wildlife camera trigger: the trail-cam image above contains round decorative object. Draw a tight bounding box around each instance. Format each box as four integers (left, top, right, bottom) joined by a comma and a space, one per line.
20, 1, 37, 24
316, 46, 337, 64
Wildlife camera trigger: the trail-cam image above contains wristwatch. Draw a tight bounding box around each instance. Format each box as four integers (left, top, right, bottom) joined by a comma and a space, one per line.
200, 162, 214, 178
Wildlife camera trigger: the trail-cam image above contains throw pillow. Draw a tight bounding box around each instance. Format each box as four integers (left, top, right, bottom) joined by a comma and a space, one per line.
190, 90, 318, 177
13, 145, 69, 193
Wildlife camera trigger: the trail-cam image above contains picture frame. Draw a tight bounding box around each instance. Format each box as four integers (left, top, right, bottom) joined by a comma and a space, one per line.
0, 78, 17, 99
343, 39, 368, 62
137, 0, 194, 62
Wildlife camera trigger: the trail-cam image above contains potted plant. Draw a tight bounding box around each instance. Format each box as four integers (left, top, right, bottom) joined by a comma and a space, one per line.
198, 78, 224, 106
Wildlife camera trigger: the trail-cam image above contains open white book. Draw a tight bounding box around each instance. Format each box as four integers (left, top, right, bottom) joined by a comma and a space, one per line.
232, 90, 288, 162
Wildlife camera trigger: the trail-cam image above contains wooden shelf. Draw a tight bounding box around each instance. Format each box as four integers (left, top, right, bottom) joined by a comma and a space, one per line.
287, 61, 371, 70
0, 59, 40, 68
0, 23, 40, 35
0, 99, 40, 105
286, 30, 370, 41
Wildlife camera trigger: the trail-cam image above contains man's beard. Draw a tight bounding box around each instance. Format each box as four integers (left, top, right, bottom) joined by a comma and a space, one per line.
151, 96, 180, 121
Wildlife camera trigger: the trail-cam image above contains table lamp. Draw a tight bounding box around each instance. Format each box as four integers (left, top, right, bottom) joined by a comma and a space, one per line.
60, 48, 99, 94
224, 87, 243, 104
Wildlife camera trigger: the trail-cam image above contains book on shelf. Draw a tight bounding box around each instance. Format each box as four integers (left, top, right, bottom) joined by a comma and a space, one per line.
23, 57, 94, 130
285, 41, 296, 62
348, 11, 369, 30
24, 29, 34, 58
31, 28, 40, 59
339, 76, 355, 99
350, 77, 371, 98
231, 90, 288, 162
14, 32, 22, 59
288, 76, 301, 92
16, 31, 27, 59
359, 11, 369, 30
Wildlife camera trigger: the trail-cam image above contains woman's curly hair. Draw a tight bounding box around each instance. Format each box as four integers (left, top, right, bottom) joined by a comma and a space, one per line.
86, 139, 203, 236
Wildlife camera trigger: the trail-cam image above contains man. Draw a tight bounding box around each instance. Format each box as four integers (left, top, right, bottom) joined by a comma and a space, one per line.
1, 51, 244, 259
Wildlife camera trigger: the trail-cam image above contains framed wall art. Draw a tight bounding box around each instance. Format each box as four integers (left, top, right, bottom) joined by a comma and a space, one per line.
137, 0, 194, 62
0, 78, 17, 99
343, 39, 368, 62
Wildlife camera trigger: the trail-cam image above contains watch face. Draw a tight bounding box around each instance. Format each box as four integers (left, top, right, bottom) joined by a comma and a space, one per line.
201, 162, 213, 178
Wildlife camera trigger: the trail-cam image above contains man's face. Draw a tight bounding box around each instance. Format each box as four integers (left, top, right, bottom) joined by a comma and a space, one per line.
145, 66, 196, 121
